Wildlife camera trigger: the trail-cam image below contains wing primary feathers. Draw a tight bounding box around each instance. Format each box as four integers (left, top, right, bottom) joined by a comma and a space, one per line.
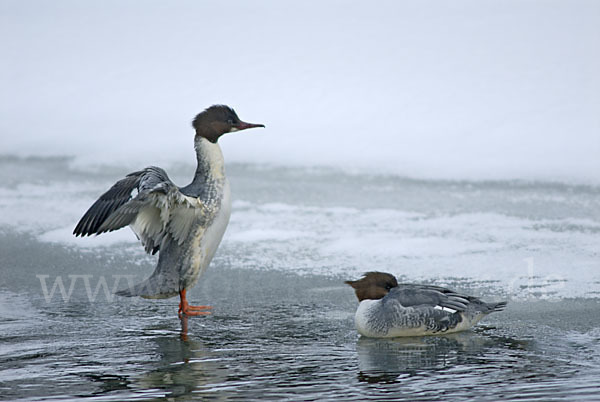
73, 172, 144, 236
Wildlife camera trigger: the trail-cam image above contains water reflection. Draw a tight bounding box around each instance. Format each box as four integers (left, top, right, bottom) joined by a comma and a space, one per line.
130, 330, 229, 400
180, 315, 189, 341
356, 328, 530, 384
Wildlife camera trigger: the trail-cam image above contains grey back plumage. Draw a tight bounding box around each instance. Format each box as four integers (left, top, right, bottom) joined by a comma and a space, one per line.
385, 283, 507, 315
374, 284, 506, 334
387, 285, 470, 311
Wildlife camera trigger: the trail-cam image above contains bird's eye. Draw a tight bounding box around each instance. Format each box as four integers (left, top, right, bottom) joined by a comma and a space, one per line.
226, 118, 234, 125
385, 284, 392, 290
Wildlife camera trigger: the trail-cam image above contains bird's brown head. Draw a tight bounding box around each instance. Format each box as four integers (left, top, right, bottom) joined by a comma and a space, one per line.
345, 272, 399, 302
192, 105, 264, 143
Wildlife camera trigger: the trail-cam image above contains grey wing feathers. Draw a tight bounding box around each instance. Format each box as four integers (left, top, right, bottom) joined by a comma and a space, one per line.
390, 284, 508, 314
388, 285, 471, 311
73, 166, 201, 255
96, 167, 172, 233
73, 170, 146, 237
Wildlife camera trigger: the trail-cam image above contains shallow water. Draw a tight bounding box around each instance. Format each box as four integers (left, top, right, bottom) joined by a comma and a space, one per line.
1, 156, 600, 400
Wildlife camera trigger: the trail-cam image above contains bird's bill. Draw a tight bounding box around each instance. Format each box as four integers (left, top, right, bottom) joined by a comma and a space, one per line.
235, 121, 265, 131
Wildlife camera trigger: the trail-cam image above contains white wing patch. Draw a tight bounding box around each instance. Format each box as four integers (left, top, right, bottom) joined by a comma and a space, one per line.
130, 190, 214, 251
169, 207, 196, 245
132, 205, 163, 239
168, 198, 206, 245
434, 305, 457, 314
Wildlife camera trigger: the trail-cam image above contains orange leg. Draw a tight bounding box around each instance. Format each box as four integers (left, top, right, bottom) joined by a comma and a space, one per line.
178, 288, 212, 317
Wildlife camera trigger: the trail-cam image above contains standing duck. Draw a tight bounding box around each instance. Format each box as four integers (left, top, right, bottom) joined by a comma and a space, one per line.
73, 105, 264, 316
346, 272, 507, 337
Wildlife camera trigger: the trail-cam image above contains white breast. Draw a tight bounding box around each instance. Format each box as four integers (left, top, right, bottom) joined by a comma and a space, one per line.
354, 299, 382, 338
197, 180, 231, 272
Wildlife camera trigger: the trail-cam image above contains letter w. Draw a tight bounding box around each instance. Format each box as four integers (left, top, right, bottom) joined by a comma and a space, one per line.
36, 275, 78, 302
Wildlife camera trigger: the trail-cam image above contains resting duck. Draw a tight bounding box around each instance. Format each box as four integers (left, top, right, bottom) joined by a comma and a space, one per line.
346, 272, 507, 337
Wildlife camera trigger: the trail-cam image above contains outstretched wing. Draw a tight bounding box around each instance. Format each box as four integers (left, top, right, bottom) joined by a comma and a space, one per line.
73, 170, 145, 237
385, 284, 471, 312
73, 166, 209, 254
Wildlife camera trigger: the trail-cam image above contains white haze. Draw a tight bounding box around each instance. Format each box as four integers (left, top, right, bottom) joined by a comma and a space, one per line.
1, 0, 599, 182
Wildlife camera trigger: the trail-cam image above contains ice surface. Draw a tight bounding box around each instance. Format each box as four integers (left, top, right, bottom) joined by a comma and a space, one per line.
3, 157, 596, 299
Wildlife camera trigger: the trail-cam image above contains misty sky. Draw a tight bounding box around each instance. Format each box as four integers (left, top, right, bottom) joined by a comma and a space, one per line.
1, 0, 599, 182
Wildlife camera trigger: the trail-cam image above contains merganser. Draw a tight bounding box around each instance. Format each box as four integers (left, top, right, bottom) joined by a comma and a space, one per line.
73, 105, 264, 316
346, 272, 507, 337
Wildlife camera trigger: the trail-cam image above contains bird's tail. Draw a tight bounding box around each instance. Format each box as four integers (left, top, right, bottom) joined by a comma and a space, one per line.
488, 300, 508, 313
115, 273, 179, 299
